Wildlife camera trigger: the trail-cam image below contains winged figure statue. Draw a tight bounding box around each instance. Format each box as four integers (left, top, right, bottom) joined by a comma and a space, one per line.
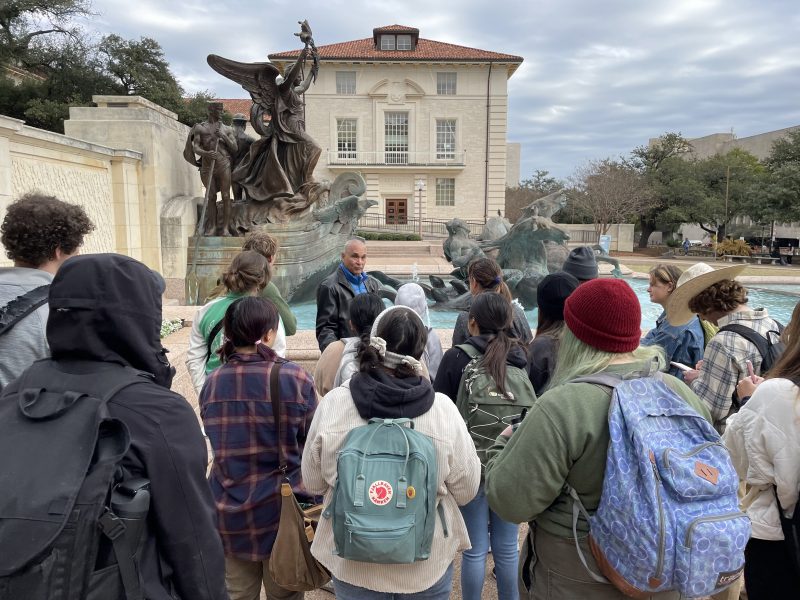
207, 21, 323, 223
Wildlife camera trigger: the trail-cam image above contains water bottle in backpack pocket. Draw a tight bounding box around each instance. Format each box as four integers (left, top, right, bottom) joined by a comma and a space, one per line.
323, 418, 442, 564
568, 374, 750, 599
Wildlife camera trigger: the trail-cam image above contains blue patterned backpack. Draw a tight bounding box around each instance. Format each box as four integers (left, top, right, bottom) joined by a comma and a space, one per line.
566, 374, 750, 598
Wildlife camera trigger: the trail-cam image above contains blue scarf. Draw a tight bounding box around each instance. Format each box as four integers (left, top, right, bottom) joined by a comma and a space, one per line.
340, 263, 369, 294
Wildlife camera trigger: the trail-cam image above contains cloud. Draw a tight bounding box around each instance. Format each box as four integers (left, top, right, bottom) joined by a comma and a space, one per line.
86, 0, 800, 179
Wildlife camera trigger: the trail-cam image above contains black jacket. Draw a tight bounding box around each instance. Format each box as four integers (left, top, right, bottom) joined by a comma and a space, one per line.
433, 334, 530, 402
9, 254, 228, 600
527, 333, 558, 396
315, 267, 381, 352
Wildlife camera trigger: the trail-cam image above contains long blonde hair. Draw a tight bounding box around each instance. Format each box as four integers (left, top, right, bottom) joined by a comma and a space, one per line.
548, 327, 665, 389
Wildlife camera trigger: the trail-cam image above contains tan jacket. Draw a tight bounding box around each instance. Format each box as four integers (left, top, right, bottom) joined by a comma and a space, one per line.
302, 380, 481, 593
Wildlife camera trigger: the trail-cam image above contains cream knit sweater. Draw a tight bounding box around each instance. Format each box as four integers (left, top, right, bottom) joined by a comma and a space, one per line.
302, 379, 481, 593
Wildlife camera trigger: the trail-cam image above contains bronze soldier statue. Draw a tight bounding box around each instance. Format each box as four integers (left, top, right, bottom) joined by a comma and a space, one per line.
183, 102, 237, 236
230, 113, 255, 203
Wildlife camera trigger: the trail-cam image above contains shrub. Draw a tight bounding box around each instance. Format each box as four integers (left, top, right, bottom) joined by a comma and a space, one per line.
665, 238, 681, 248
356, 231, 422, 241
716, 239, 751, 257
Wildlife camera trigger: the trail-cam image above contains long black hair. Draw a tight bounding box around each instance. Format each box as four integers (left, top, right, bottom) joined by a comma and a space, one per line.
219, 296, 279, 362
468, 292, 523, 396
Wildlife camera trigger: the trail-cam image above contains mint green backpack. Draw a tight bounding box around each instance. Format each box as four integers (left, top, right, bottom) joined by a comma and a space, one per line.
323, 418, 443, 564
455, 344, 536, 467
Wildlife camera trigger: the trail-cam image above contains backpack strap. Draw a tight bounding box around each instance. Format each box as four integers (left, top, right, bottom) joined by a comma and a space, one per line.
564, 484, 609, 584
456, 343, 481, 360
0, 284, 50, 338
270, 360, 287, 477
718, 324, 770, 362
204, 319, 226, 363
570, 373, 623, 388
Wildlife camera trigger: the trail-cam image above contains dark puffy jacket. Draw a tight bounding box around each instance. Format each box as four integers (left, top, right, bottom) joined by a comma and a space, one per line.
315, 268, 381, 352
4, 254, 228, 600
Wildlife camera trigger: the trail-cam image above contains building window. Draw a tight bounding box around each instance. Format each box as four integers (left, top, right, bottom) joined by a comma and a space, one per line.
396, 34, 412, 50
336, 71, 356, 95
436, 119, 456, 160
384, 112, 408, 164
436, 178, 455, 206
380, 35, 396, 50
337, 118, 357, 159
437, 72, 457, 95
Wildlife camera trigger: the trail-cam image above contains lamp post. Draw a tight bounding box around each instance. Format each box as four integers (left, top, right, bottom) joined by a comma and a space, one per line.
416, 179, 425, 239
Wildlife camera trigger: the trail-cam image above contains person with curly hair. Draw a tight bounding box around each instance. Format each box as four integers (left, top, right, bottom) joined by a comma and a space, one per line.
665, 262, 781, 432
0, 193, 94, 389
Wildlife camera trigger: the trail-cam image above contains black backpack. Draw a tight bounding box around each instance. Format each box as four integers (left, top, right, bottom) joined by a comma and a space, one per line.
0, 360, 151, 600
719, 322, 785, 375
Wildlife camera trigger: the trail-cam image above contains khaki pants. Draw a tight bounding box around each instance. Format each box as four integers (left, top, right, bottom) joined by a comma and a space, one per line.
225, 556, 304, 600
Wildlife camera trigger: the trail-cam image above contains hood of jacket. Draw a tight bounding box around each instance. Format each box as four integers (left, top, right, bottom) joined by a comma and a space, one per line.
349, 369, 435, 420
396, 283, 430, 327
466, 335, 528, 369
46, 254, 175, 387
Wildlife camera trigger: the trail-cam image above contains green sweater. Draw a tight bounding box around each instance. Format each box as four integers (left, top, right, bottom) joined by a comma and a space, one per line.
262, 281, 296, 336
484, 360, 712, 538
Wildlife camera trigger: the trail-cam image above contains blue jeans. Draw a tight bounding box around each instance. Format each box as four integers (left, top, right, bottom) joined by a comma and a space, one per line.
332, 563, 453, 600
460, 484, 519, 600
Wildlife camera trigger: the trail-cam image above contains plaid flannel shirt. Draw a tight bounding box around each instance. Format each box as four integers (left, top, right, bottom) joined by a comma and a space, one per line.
691, 308, 781, 431
199, 346, 317, 560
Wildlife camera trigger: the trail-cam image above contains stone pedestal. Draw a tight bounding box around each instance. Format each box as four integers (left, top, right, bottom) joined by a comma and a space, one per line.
185, 219, 354, 305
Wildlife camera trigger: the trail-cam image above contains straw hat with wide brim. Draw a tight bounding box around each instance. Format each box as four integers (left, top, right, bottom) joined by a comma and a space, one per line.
665, 263, 747, 326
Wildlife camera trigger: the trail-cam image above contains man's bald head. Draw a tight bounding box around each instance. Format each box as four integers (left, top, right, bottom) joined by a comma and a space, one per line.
342, 238, 367, 276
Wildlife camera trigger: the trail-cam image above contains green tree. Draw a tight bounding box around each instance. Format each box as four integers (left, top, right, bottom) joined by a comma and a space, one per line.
98, 34, 184, 112
0, 0, 92, 66
177, 90, 232, 127
630, 132, 694, 248
688, 149, 765, 239
749, 129, 800, 224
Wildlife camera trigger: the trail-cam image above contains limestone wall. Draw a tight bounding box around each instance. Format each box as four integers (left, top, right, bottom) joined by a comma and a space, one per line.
0, 114, 142, 265
0, 97, 202, 277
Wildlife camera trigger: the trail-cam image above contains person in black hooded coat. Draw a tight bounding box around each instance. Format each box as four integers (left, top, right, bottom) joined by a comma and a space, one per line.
3, 254, 228, 600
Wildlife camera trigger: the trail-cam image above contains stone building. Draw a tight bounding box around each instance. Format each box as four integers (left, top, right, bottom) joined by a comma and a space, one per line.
266, 24, 523, 225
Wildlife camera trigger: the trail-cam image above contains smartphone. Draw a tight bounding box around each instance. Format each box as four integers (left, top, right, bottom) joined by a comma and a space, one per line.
746, 359, 756, 382
670, 361, 692, 372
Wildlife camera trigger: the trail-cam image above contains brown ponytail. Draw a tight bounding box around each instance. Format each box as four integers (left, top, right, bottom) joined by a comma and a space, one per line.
222, 250, 271, 294
467, 257, 512, 301
468, 292, 524, 396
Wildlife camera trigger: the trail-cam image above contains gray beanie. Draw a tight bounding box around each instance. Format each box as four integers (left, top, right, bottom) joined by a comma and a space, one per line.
562, 246, 599, 282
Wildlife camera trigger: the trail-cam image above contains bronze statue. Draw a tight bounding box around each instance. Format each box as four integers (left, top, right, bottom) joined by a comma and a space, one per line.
207, 21, 324, 223
230, 113, 254, 202
183, 102, 237, 235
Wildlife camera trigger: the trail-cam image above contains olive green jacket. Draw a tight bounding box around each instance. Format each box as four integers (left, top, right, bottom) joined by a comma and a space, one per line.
484, 360, 712, 538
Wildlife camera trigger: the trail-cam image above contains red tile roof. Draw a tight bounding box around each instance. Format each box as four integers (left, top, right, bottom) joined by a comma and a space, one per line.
218, 98, 253, 116
373, 24, 419, 33
269, 26, 523, 69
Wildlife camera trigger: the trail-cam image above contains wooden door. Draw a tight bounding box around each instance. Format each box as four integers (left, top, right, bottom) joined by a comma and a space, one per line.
385, 199, 408, 225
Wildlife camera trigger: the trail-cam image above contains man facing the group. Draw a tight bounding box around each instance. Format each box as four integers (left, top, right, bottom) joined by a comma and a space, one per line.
315, 237, 380, 352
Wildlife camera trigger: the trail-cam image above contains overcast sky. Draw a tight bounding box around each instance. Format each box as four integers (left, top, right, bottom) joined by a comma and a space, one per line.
84, 0, 800, 180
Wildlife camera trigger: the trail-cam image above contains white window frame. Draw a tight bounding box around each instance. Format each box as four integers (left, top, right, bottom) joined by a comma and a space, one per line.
435, 178, 455, 206
437, 72, 457, 95
396, 34, 412, 50
384, 112, 409, 164
380, 35, 396, 50
336, 71, 356, 95
436, 119, 457, 160
336, 118, 357, 160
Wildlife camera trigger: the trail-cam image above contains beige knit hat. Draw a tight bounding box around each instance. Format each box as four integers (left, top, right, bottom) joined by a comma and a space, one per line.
665, 262, 747, 326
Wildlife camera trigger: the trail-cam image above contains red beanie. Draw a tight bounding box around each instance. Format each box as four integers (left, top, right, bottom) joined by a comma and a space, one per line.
563, 279, 641, 353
